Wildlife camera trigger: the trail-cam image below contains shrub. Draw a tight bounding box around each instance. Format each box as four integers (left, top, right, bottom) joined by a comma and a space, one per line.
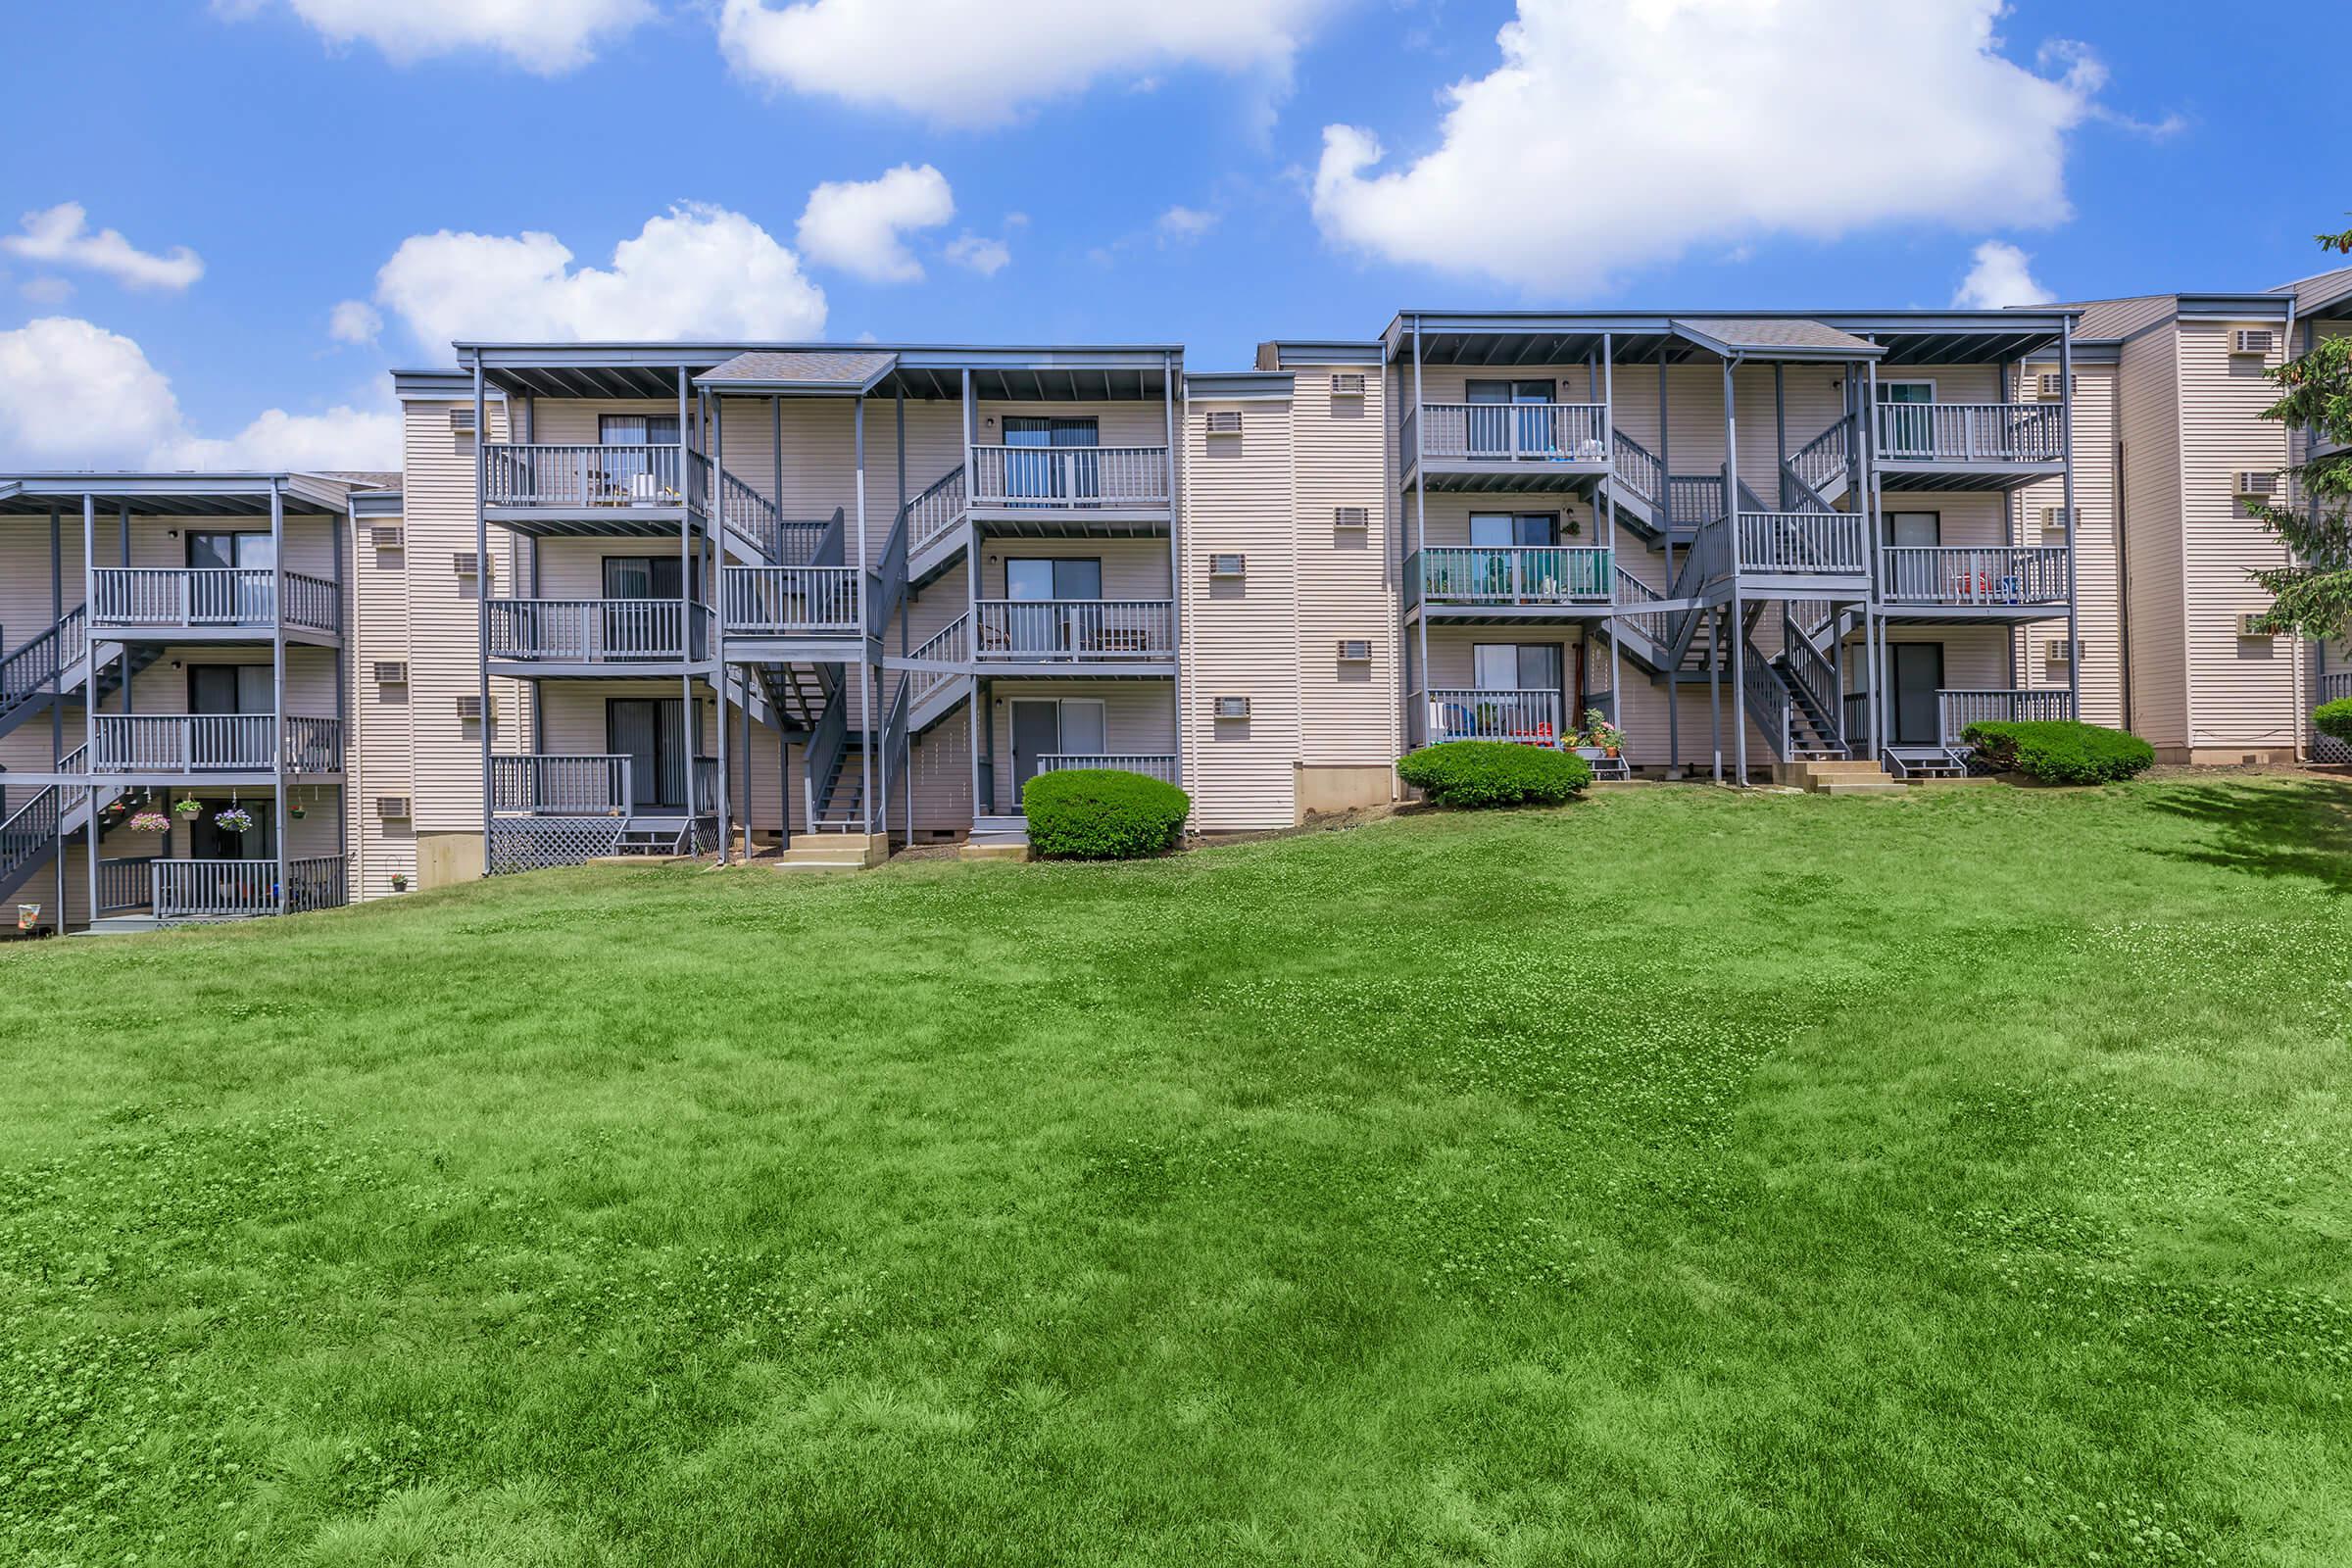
1022, 769, 1191, 859
2314, 698, 2352, 745
1960, 719, 2155, 784
1396, 741, 1593, 808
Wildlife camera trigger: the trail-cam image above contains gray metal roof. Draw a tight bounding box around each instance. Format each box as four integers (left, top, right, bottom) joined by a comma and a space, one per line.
696, 349, 899, 393
2272, 263, 2352, 319
1672, 317, 1883, 359
0, 471, 357, 517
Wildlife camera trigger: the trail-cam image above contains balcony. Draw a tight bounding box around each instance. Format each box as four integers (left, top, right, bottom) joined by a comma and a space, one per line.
1403, 403, 1608, 490
491, 754, 632, 816
1036, 753, 1179, 785
89, 713, 343, 775
1882, 546, 2071, 618
973, 599, 1175, 666
1427, 688, 1564, 746
485, 599, 711, 667
1874, 403, 2066, 490
88, 567, 340, 639
1707, 512, 1870, 586
97, 855, 347, 919
967, 446, 1170, 518
1409, 547, 1612, 620
1938, 688, 2073, 745
719, 566, 864, 641
481, 443, 689, 516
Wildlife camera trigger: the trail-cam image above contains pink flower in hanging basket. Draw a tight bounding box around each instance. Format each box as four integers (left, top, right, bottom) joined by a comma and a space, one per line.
128, 811, 171, 834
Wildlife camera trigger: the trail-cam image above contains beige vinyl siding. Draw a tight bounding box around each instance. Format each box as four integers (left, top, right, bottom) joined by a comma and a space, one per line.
2013, 362, 2122, 725
1290, 365, 1396, 769
351, 516, 414, 899
2116, 324, 2188, 747
2176, 320, 2299, 753
1181, 395, 1300, 829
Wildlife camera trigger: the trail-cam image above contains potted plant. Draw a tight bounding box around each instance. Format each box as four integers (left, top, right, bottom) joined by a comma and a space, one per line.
289, 804, 307, 819
390, 872, 410, 893
214, 805, 255, 833
128, 810, 171, 834
172, 799, 203, 819
1582, 709, 1626, 760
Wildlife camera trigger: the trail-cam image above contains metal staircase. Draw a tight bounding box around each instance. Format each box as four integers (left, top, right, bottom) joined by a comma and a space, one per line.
0, 612, 167, 744
0, 746, 130, 909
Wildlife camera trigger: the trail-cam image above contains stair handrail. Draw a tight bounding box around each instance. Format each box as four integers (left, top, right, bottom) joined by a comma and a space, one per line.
882, 673, 911, 836
0, 607, 88, 706
1611, 567, 1670, 648
1778, 604, 1843, 744
906, 614, 970, 714
803, 678, 851, 830
811, 507, 848, 568
873, 492, 911, 639
1740, 643, 1793, 762
1784, 416, 1853, 510
1610, 429, 1663, 507
906, 465, 967, 554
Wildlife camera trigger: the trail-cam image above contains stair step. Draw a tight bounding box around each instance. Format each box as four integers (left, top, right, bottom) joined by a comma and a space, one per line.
1815, 779, 1907, 796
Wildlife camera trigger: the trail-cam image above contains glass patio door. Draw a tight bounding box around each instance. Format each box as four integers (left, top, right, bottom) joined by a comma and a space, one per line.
1002, 416, 1100, 502
186, 531, 273, 623
1465, 379, 1556, 458
607, 697, 685, 810
1004, 558, 1101, 656
1890, 643, 1944, 747
1878, 382, 1935, 457
598, 414, 682, 499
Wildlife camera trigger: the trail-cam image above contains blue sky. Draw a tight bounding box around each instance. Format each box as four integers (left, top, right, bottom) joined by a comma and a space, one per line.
1, 0, 2342, 471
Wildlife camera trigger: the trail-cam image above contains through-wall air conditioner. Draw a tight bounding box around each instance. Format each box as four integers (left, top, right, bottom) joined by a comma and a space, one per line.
1208, 553, 1247, 577
1213, 695, 1251, 719
448, 407, 478, 432
372, 662, 409, 684
2236, 470, 2279, 497
1203, 410, 1244, 434
456, 695, 485, 720
1337, 639, 1373, 662
452, 552, 480, 576
2040, 506, 2081, 530
2232, 329, 2276, 356
1330, 372, 1367, 396
2046, 639, 2076, 665
2239, 612, 2273, 637
376, 797, 412, 819
1333, 505, 1370, 528
368, 525, 404, 551
2035, 373, 2078, 399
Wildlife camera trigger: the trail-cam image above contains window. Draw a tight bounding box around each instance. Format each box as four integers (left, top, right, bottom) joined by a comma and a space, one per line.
185, 531, 273, 570
597, 415, 682, 500
607, 698, 687, 811
599, 414, 682, 445
602, 556, 687, 600
1002, 558, 1102, 656
1468, 513, 1560, 548
1464, 380, 1557, 458
1878, 380, 1936, 456
1002, 416, 1101, 501
187, 663, 272, 715
1887, 512, 1941, 548
1473, 643, 1562, 693
1004, 558, 1102, 601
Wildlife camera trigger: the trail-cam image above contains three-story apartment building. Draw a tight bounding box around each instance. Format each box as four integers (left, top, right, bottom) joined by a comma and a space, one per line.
5, 266, 2344, 931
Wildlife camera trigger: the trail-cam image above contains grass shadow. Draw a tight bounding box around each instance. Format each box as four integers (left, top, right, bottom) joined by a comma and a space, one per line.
2142, 779, 2352, 893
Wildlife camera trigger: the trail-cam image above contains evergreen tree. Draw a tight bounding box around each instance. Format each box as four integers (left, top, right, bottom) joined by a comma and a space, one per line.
2249, 222, 2352, 637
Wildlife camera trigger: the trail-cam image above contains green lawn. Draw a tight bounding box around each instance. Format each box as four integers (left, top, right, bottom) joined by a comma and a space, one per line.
5, 778, 2350, 1567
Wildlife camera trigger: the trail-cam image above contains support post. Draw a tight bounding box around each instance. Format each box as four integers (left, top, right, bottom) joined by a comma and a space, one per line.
2059, 315, 2080, 722
1722, 357, 1746, 786
897, 385, 911, 845
1864, 356, 1887, 760
1660, 343, 1678, 773
678, 368, 696, 827
82, 494, 97, 927
1601, 333, 1619, 739
1164, 351, 1184, 792
270, 482, 288, 914
855, 398, 873, 839
474, 358, 493, 876
51, 505, 65, 931
963, 368, 982, 825
713, 390, 730, 862
1411, 317, 1429, 746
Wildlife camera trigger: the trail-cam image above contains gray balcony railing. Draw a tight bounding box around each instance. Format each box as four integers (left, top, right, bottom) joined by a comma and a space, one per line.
491, 754, 632, 815
485, 598, 710, 662
968, 445, 1169, 509
973, 599, 1175, 662
1938, 687, 2074, 745
1036, 753, 1179, 784
1412, 547, 1612, 608
134, 857, 345, 918
1413, 403, 1607, 464
1876, 403, 2064, 464
88, 567, 341, 635
1882, 546, 2071, 608
720, 566, 862, 636
90, 713, 342, 773
1426, 688, 1565, 745
483, 443, 687, 509
1721, 512, 1869, 575
96, 856, 152, 914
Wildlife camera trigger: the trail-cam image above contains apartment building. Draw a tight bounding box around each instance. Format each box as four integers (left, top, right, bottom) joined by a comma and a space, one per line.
4, 268, 2343, 931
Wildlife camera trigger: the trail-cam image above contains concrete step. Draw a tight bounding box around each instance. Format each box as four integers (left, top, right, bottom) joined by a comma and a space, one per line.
773, 833, 890, 872
958, 842, 1028, 861
1816, 779, 1907, 797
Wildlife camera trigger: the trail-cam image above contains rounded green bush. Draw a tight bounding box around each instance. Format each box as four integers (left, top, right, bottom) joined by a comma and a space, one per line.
2314, 698, 2352, 745
1022, 768, 1191, 859
1959, 719, 2155, 784
1396, 741, 1593, 808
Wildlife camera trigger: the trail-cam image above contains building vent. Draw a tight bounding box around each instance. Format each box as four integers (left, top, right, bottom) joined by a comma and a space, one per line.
1337, 639, 1373, 662
2235, 470, 2279, 497
368, 525, 405, 551
1203, 410, 1244, 435
2034, 372, 2078, 399
1212, 695, 1251, 719
1329, 372, 1367, 397
452, 552, 480, 576
1333, 505, 1369, 529
372, 661, 409, 684
448, 407, 478, 432
456, 694, 484, 720
2231, 329, 2276, 356
1208, 553, 1247, 577
376, 797, 412, 820
2046, 639, 2076, 665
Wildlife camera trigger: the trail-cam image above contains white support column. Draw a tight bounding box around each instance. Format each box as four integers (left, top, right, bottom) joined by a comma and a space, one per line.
270, 481, 289, 914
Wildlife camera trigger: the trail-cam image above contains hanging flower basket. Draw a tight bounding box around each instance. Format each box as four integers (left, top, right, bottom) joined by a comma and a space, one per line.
128, 811, 171, 834
172, 799, 204, 819
214, 806, 255, 833
289, 805, 307, 820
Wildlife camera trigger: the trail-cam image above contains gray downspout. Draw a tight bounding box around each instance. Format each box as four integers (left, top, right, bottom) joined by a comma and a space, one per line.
51, 506, 64, 931
897, 385, 911, 844
962, 368, 983, 820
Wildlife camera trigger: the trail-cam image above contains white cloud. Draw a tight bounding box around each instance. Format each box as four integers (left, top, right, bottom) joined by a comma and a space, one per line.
796, 166, 955, 284
215, 0, 654, 74
369, 203, 826, 348
1951, 239, 2053, 309
328, 299, 383, 345
945, 233, 1011, 277
717, 0, 1335, 125
21, 276, 74, 306
0, 316, 398, 471
1156, 206, 1220, 244
1311, 0, 2101, 292
1, 203, 205, 291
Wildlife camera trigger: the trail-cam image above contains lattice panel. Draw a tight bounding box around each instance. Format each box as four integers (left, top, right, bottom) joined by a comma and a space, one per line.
2317, 733, 2351, 764
489, 818, 626, 874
